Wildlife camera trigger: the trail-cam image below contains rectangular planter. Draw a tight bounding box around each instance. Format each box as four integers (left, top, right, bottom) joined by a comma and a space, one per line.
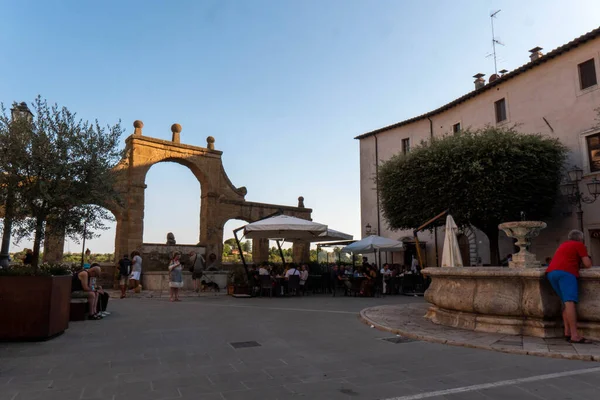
0, 275, 71, 341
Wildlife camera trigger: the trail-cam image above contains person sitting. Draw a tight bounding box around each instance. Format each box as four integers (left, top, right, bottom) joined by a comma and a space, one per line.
89, 264, 110, 317
259, 262, 270, 276
360, 265, 377, 297
380, 263, 392, 294
71, 265, 101, 320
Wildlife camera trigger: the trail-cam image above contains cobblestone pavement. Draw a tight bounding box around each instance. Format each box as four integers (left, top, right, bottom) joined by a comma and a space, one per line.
1, 295, 600, 400
360, 302, 600, 362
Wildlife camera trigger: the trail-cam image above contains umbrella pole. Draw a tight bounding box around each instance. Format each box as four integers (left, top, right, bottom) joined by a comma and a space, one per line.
276, 240, 285, 264
233, 227, 250, 282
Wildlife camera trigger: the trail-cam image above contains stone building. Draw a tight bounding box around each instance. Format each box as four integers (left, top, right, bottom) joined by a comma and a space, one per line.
356, 27, 600, 266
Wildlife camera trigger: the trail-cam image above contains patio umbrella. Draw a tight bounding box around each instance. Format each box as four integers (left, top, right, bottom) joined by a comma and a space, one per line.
441, 215, 463, 267
340, 235, 403, 253
310, 228, 353, 243
242, 215, 328, 240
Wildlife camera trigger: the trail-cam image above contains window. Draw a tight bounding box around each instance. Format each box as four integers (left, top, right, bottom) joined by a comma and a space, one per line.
578, 59, 597, 90
494, 98, 507, 123
401, 138, 410, 155
587, 133, 600, 172
452, 123, 461, 134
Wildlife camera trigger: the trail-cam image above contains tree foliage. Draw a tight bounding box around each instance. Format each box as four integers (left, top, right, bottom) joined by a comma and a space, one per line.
0, 97, 124, 269
378, 126, 567, 264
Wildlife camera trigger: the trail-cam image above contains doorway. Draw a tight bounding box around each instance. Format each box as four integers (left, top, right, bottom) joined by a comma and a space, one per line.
457, 234, 471, 266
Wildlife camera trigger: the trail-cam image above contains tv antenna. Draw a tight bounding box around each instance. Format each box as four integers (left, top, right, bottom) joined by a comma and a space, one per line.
489, 9, 504, 75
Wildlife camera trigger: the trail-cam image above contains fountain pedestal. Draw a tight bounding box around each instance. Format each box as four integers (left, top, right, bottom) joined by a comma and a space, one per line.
498, 221, 547, 268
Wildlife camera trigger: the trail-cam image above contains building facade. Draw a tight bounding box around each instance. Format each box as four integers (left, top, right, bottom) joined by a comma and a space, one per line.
357, 27, 600, 266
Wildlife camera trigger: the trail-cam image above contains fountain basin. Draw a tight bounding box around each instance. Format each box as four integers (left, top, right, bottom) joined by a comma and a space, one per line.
423, 267, 600, 340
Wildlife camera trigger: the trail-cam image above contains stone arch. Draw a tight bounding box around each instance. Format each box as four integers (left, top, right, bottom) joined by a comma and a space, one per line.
43, 121, 313, 264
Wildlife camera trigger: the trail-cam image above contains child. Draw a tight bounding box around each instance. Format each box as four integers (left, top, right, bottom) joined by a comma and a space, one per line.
168, 252, 184, 302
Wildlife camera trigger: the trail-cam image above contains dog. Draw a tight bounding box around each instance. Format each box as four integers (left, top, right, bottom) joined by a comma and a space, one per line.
200, 280, 220, 292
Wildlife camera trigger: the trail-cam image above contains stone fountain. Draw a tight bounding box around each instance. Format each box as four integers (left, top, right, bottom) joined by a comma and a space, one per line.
422, 221, 600, 340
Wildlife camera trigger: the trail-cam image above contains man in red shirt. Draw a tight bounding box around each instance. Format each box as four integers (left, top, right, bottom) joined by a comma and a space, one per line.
546, 230, 593, 343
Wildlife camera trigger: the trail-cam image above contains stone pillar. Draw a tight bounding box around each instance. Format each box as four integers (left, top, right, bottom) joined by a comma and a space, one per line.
200, 192, 223, 264
43, 222, 65, 263
126, 183, 146, 254
252, 238, 269, 263
292, 241, 310, 264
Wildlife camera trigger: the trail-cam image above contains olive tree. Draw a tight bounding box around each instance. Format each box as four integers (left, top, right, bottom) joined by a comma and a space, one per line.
378, 126, 567, 265
0, 96, 123, 270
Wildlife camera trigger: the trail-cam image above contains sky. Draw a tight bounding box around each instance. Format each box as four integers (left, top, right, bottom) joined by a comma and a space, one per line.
1, 0, 600, 254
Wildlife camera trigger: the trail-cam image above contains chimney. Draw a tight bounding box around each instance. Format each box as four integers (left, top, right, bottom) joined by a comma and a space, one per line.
529, 47, 543, 61
473, 73, 486, 90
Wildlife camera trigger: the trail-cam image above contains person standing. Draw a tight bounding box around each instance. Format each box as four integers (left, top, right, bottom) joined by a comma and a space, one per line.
118, 254, 131, 298
546, 230, 593, 344
189, 251, 205, 293
168, 252, 184, 302
129, 250, 143, 293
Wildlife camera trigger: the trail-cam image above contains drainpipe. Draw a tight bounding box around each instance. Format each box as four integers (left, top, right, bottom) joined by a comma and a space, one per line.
428, 117, 440, 267
374, 135, 381, 235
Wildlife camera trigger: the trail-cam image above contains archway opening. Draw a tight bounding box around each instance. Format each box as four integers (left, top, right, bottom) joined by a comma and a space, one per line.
223, 219, 251, 264
143, 162, 201, 245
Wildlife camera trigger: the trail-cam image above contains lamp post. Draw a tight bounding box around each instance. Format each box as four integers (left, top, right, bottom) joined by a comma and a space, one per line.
0, 102, 33, 268
560, 166, 600, 232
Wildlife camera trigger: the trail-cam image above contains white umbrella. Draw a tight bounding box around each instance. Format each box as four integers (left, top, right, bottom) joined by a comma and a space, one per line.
441, 215, 463, 267
341, 235, 404, 253
242, 215, 327, 240
310, 228, 353, 243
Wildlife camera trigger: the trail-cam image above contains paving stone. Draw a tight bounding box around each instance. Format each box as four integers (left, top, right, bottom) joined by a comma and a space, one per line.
1, 296, 598, 400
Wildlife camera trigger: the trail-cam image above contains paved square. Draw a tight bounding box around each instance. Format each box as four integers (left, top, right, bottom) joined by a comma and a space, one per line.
1, 295, 599, 399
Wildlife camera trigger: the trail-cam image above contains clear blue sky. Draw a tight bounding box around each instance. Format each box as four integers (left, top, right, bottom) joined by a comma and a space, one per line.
2, 0, 599, 254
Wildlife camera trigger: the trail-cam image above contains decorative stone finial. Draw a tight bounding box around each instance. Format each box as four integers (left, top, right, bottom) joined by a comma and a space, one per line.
166, 232, 176, 245
171, 124, 182, 143
298, 196, 305, 208
133, 120, 144, 136
206, 136, 215, 150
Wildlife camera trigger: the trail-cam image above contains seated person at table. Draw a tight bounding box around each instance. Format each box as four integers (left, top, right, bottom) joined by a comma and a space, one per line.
259, 262, 270, 276
360, 265, 377, 297
381, 264, 392, 293
285, 263, 300, 279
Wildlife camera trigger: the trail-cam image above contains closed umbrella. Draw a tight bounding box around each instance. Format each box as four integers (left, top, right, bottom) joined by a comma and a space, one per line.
441, 215, 463, 267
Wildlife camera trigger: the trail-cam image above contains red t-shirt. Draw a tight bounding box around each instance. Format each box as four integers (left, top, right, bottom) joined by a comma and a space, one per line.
546, 240, 589, 277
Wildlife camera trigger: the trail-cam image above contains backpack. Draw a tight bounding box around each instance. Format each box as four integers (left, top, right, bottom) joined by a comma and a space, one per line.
119, 258, 131, 276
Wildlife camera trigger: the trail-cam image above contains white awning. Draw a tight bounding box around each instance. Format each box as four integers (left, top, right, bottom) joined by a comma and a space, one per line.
242, 215, 327, 240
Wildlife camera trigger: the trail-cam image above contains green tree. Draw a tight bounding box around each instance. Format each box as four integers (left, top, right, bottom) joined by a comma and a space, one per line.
224, 238, 237, 247
378, 127, 567, 265
223, 243, 232, 256
0, 97, 123, 270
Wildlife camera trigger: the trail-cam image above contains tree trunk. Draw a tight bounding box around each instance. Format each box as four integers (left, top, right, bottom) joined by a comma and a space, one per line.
31, 216, 45, 272
485, 227, 500, 266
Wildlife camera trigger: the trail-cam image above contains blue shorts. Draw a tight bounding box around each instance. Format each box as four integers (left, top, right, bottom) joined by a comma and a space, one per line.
547, 270, 578, 303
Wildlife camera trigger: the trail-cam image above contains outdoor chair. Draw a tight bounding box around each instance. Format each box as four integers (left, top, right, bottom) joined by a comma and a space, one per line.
332, 278, 348, 297
288, 275, 301, 296
259, 275, 273, 297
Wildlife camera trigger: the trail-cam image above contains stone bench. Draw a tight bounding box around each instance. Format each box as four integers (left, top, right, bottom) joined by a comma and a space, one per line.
69, 298, 88, 321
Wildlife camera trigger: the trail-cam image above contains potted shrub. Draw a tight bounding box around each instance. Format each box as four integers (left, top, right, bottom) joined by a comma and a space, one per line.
227, 266, 250, 295
0, 263, 73, 340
